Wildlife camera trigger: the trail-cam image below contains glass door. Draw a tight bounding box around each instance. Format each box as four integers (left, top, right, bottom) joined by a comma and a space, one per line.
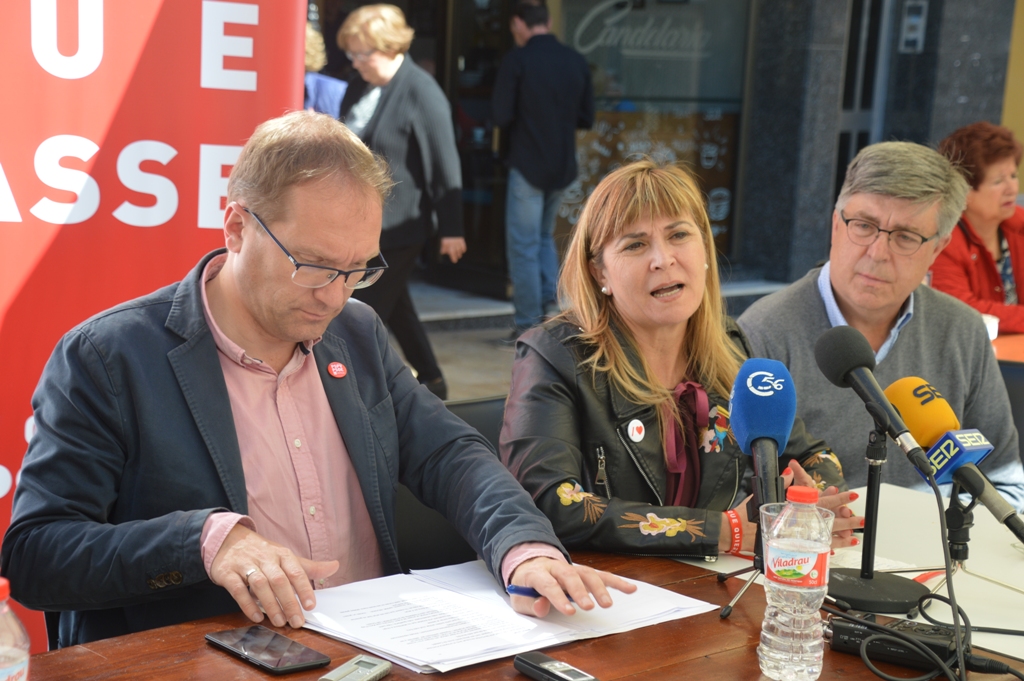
427, 0, 515, 298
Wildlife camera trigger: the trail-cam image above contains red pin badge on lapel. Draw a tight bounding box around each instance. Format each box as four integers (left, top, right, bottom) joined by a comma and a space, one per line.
627, 419, 644, 442
328, 362, 347, 378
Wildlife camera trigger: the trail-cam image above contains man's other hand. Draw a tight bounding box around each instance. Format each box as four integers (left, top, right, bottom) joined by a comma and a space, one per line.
210, 524, 339, 628
508, 556, 637, 618
439, 237, 467, 263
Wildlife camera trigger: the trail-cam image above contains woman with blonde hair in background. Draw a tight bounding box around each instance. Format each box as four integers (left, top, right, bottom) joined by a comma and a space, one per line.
500, 160, 860, 560
337, 4, 465, 399
303, 22, 347, 116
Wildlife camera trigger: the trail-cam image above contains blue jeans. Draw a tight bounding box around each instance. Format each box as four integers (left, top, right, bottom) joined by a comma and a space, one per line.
505, 168, 563, 330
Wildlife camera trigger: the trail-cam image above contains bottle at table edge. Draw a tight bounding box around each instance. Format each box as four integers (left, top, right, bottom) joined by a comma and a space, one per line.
757, 485, 831, 681
0, 578, 29, 681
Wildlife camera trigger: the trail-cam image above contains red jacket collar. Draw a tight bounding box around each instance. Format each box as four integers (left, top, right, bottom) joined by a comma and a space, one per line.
959, 205, 1024, 244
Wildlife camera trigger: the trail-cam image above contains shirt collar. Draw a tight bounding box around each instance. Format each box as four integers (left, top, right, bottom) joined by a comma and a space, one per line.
816, 261, 914, 363
200, 254, 320, 369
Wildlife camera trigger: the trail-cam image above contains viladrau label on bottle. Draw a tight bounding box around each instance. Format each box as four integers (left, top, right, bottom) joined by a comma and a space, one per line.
765, 547, 830, 587
0, 659, 27, 681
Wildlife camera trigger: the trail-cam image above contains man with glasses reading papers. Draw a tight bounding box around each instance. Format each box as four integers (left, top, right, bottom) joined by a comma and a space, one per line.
1, 111, 633, 648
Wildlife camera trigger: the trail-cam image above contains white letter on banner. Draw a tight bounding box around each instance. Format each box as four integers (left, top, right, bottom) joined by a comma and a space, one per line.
113, 141, 179, 227
0, 162, 22, 222
30, 135, 101, 225
31, 0, 104, 79
198, 144, 241, 229
200, 1, 258, 91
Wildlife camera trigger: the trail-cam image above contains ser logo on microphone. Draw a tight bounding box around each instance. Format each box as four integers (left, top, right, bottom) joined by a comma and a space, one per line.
929, 439, 959, 472
746, 371, 785, 397
912, 382, 943, 405
927, 432, 992, 474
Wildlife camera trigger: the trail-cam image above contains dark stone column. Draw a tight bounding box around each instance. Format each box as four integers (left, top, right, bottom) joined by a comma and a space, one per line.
738, 0, 851, 282
885, 0, 1014, 144
928, 0, 1015, 140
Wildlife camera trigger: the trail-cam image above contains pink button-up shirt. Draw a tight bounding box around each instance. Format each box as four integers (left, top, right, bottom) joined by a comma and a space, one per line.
198, 255, 563, 588
198, 255, 381, 588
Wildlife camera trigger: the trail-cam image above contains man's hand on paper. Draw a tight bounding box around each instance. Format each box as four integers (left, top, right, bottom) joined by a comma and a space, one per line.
210, 523, 339, 629
507, 556, 638, 618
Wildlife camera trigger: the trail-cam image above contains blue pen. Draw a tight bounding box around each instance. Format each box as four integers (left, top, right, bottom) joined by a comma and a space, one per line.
506, 585, 575, 602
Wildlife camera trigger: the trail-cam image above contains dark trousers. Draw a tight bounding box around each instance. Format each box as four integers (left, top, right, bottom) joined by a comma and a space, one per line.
352, 243, 443, 383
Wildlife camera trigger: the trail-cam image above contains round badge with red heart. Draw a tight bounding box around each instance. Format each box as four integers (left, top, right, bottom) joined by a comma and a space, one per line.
627, 419, 645, 442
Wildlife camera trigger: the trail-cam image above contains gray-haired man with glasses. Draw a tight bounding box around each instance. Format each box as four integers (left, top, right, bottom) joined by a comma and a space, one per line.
2, 111, 634, 648
738, 141, 1024, 508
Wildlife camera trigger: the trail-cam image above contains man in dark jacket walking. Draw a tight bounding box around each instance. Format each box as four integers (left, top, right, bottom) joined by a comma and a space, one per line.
492, 0, 594, 336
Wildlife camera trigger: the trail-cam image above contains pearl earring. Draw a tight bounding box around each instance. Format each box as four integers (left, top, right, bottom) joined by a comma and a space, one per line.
600, 286, 609, 295
704, 263, 709, 270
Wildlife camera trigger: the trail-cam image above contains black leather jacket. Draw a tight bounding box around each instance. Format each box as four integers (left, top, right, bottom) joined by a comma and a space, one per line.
499, 319, 847, 559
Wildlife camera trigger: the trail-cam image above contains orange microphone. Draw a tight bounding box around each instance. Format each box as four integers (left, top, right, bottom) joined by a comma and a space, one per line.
882, 377, 960, 449
884, 376, 1024, 544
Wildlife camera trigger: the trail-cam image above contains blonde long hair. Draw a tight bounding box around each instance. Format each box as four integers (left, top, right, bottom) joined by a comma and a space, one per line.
559, 159, 742, 428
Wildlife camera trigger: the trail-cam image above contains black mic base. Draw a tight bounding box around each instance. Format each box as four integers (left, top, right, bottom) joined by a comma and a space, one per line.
828, 569, 929, 613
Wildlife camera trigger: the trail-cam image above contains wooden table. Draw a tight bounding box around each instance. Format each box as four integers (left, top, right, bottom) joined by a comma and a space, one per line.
993, 334, 1024, 364
29, 553, 1024, 680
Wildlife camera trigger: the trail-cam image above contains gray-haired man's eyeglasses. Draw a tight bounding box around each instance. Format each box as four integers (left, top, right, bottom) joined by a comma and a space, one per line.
244, 208, 388, 289
840, 210, 939, 256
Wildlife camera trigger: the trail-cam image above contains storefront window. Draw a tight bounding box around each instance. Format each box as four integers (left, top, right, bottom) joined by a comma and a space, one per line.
556, 0, 750, 253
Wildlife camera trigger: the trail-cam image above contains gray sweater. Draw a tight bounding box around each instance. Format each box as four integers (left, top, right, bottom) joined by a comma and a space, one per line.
738, 267, 1024, 511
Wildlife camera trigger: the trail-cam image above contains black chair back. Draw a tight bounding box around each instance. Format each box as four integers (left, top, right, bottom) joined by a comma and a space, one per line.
998, 362, 1024, 468
395, 395, 508, 570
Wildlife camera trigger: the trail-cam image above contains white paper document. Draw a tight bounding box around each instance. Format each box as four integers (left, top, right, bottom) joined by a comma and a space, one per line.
304, 560, 716, 673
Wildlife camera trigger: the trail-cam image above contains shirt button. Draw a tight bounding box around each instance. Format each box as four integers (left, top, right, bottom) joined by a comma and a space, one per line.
971, 253, 977, 260
294, 439, 302, 448
242, 358, 253, 365
309, 506, 316, 515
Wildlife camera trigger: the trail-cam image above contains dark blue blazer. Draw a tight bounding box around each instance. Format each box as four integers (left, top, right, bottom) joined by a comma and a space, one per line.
1, 250, 565, 646
491, 34, 594, 191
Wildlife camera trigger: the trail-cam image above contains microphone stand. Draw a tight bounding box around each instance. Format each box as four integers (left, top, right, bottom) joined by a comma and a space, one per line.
718, 463, 783, 618
908, 484, 1024, 616
828, 404, 929, 613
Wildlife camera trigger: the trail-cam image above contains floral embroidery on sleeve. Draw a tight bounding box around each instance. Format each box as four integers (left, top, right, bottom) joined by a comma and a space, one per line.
619, 512, 705, 541
804, 450, 844, 475
556, 482, 607, 524
701, 405, 730, 453
802, 449, 844, 489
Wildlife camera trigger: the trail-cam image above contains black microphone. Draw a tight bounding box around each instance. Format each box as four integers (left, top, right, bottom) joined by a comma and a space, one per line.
949, 463, 1024, 544
814, 326, 932, 476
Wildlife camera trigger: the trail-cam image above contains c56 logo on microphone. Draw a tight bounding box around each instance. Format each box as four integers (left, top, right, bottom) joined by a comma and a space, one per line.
746, 371, 785, 397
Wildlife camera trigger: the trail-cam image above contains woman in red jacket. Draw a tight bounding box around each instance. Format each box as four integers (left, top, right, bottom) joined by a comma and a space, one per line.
931, 122, 1024, 332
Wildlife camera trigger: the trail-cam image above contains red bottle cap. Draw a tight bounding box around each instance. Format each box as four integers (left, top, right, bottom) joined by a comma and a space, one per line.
786, 486, 819, 504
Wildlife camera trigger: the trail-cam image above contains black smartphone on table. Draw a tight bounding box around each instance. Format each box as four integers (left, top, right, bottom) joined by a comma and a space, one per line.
206, 625, 331, 675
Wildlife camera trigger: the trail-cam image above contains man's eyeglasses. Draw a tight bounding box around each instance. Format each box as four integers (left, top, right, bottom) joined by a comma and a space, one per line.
243, 208, 388, 290
345, 49, 376, 62
840, 210, 939, 256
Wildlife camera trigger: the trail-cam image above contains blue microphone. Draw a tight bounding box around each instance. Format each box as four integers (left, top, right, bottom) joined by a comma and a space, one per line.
729, 358, 798, 507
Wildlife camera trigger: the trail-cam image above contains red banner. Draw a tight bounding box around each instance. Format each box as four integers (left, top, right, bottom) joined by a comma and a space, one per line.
0, 0, 305, 651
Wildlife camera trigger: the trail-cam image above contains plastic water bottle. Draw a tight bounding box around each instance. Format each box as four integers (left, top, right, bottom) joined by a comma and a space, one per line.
0, 578, 29, 681
757, 486, 833, 681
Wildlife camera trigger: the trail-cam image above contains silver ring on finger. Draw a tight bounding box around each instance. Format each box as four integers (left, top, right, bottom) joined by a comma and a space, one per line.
244, 567, 258, 585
